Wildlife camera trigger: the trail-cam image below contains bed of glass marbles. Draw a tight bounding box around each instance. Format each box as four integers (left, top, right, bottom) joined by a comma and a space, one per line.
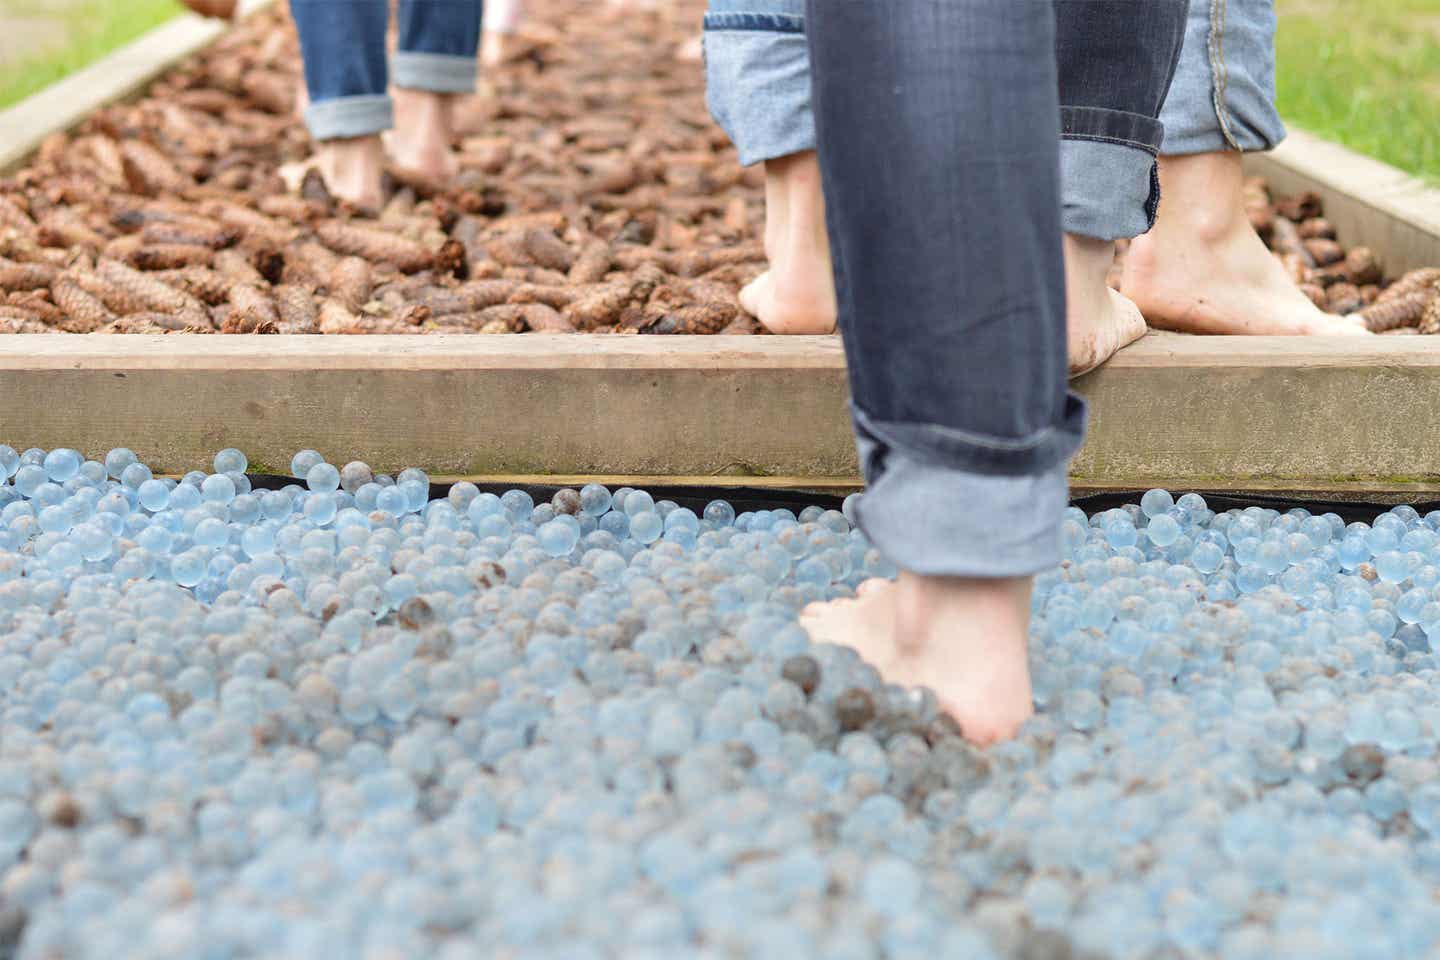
2, 445, 1440, 960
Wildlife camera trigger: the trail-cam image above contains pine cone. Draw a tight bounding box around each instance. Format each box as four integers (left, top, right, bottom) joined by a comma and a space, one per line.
1359, 291, 1429, 333
98, 258, 203, 314
1301, 238, 1344, 267
0, 196, 36, 236
140, 219, 236, 249
212, 248, 267, 285
1376, 268, 1440, 305
273, 285, 319, 334
0, 257, 57, 291
1296, 218, 1336, 240
51, 276, 115, 332
522, 229, 577, 273
128, 244, 214, 270
562, 281, 636, 331
316, 221, 433, 273
330, 257, 373, 311
120, 140, 193, 196
153, 267, 234, 304
317, 298, 361, 334
0, 314, 53, 334
1325, 283, 1363, 316
225, 283, 279, 332
568, 241, 613, 284
1275, 191, 1322, 222
1419, 286, 1440, 335
640, 301, 738, 335
1343, 246, 1382, 286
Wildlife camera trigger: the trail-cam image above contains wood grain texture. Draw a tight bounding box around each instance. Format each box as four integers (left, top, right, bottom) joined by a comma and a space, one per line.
9, 333, 1440, 490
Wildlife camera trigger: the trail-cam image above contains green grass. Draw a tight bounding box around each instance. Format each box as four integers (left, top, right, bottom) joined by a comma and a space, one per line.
0, 0, 182, 109
1276, 0, 1440, 182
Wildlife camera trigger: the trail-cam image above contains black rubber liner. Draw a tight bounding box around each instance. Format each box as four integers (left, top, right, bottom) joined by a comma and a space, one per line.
243, 475, 1438, 524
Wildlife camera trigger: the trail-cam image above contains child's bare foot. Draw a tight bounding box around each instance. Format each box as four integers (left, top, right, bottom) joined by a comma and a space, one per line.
1066, 234, 1147, 377
280, 135, 385, 210
800, 573, 1035, 746
739, 151, 837, 335
1123, 151, 1371, 336
388, 88, 460, 182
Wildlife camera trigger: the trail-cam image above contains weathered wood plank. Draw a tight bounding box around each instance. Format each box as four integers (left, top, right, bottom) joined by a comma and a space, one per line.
6, 333, 1440, 492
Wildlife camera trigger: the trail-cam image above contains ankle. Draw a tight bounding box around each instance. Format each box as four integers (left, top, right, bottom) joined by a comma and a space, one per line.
392, 89, 456, 148
1149, 151, 1251, 246
893, 572, 1031, 647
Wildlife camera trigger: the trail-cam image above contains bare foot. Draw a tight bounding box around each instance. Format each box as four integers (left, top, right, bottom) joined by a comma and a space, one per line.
279, 135, 384, 210
1065, 234, 1147, 378
740, 151, 837, 335
388, 89, 460, 183
800, 573, 1035, 746
676, 34, 704, 63
1123, 151, 1372, 336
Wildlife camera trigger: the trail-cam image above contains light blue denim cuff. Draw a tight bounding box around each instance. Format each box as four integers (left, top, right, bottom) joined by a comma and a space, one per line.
305, 94, 394, 141
1158, 0, 1286, 154
1060, 139, 1159, 241
703, 13, 816, 167
392, 52, 478, 94
853, 434, 1070, 579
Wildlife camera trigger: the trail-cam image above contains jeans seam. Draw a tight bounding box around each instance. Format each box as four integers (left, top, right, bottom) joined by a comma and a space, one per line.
702, 12, 804, 34
1209, 0, 1242, 151
1060, 133, 1158, 156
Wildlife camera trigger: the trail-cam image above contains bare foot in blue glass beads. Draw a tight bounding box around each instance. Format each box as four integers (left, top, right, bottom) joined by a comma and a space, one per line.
799, 573, 1035, 746
1067, 234, 1148, 378
738, 151, 837, 335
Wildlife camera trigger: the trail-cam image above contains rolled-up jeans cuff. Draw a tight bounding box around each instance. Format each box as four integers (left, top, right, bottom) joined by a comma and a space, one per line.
1060, 140, 1160, 241
703, 14, 816, 167
1160, 120, 1285, 156
1158, 0, 1286, 155
849, 401, 1084, 577
391, 52, 478, 94
854, 442, 1071, 579
1060, 106, 1163, 240
305, 95, 394, 140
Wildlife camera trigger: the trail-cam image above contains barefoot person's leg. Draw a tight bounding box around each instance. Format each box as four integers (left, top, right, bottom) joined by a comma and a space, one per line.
1123, 0, 1369, 335
389, 0, 482, 182
704, 1, 836, 334
481, 0, 525, 67
801, 0, 1085, 745
288, 0, 392, 209
1052, 0, 1188, 375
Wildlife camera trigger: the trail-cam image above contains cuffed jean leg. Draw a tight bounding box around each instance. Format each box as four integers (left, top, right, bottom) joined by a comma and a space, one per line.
807, 0, 1086, 579
393, 0, 483, 93
1054, 0, 1188, 240
292, 0, 393, 140
1159, 0, 1286, 154
704, 0, 816, 167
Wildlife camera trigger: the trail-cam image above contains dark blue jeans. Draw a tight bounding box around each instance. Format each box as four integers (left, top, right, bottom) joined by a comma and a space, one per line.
291, 0, 483, 141
807, 0, 1184, 577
